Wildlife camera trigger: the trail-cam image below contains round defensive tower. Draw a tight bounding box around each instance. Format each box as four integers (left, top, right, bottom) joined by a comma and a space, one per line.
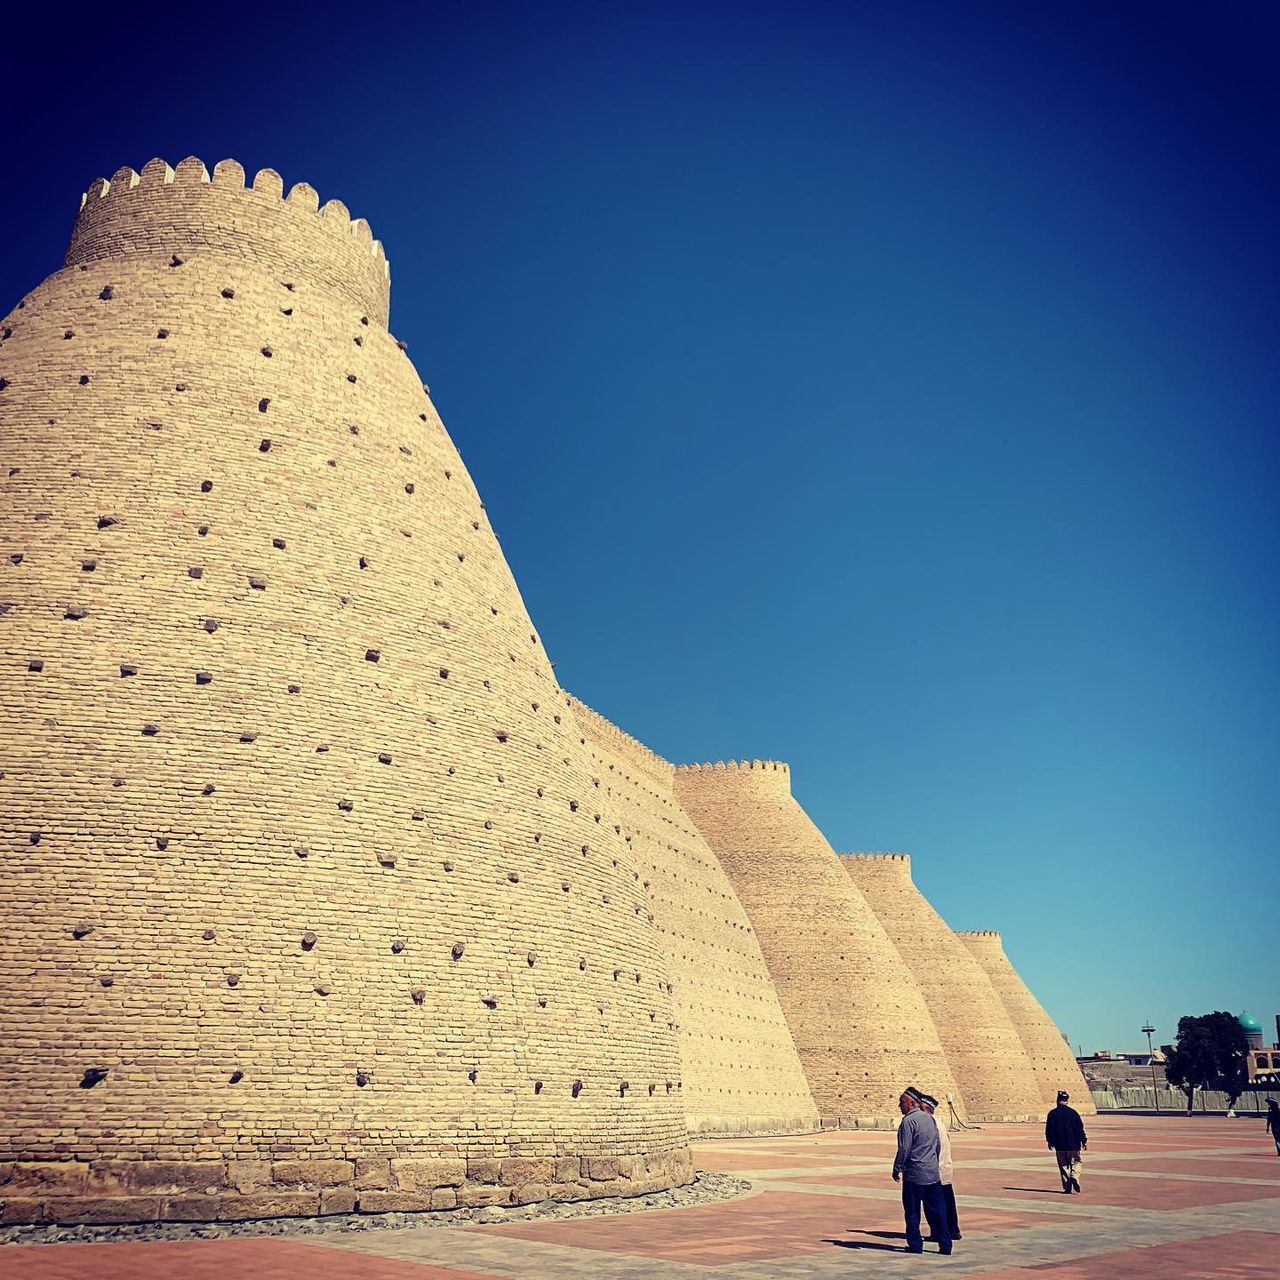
0, 158, 691, 1226
840, 855, 1043, 1120
956, 932, 1094, 1113
672, 761, 962, 1124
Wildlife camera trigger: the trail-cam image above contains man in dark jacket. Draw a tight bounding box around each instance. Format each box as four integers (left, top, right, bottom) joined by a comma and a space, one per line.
1045, 1090, 1088, 1192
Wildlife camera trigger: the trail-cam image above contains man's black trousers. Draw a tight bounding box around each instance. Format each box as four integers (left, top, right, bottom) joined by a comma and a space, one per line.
902, 1179, 951, 1253
943, 1183, 960, 1237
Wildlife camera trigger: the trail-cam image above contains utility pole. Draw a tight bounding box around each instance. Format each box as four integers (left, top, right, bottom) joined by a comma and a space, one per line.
1142, 1023, 1159, 1114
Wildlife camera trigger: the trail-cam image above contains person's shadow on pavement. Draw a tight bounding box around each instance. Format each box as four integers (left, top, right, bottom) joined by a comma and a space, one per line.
823, 1239, 904, 1252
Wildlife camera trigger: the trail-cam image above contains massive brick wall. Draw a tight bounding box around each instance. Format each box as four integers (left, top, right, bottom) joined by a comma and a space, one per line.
0, 158, 692, 1226
566, 697, 818, 1136
672, 761, 962, 1124
840, 855, 1043, 1120
956, 932, 1094, 1114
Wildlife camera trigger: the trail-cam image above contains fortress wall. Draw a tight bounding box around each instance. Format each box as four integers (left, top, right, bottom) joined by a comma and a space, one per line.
0, 159, 691, 1226
840, 855, 1043, 1120
672, 762, 963, 1124
957, 932, 1094, 1114
566, 698, 818, 1135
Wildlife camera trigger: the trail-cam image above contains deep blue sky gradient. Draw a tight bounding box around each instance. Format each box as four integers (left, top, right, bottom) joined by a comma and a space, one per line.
3, 2, 1277, 1052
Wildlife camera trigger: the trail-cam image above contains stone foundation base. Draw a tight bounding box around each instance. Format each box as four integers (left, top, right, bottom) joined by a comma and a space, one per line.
686, 1113, 819, 1138
818, 1111, 1038, 1130
818, 1114, 899, 1130
0, 1148, 694, 1226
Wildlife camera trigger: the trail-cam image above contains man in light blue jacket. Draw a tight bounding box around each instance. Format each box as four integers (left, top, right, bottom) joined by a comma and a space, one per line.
891, 1086, 952, 1255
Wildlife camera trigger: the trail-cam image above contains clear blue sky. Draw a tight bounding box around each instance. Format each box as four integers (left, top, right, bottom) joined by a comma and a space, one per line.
4, 2, 1277, 1053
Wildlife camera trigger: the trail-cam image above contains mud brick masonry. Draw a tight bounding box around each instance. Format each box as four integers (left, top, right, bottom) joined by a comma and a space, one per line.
0, 158, 1090, 1227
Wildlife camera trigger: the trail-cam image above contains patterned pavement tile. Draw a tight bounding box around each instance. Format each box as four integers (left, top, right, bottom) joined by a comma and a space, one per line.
961, 1230, 1280, 1278
1088, 1156, 1280, 1180
471, 1190, 852, 1264
805, 1164, 1280, 1210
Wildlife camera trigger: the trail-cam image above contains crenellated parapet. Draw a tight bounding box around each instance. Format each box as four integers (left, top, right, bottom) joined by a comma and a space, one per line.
839, 852, 913, 886
674, 759, 789, 773
64, 157, 391, 325
673, 758, 791, 799
956, 930, 1003, 939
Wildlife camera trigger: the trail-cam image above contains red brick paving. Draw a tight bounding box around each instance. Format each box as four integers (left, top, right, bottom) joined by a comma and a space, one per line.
967, 1230, 1280, 1278
0, 1238, 502, 1280
476, 1189, 854, 1264
469, 1188, 1071, 1264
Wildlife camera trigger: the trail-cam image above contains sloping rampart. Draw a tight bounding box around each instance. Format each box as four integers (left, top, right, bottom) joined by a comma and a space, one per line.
566, 697, 818, 1135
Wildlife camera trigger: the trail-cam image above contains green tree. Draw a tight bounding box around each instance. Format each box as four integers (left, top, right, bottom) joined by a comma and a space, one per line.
1163, 1012, 1249, 1112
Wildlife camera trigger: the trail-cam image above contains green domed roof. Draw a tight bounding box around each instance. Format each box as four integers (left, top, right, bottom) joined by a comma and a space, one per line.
1239, 1011, 1262, 1032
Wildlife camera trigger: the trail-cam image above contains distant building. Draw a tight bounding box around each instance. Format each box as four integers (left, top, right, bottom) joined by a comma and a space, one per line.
1239, 1011, 1265, 1051
1240, 1013, 1280, 1085
1078, 1049, 1162, 1067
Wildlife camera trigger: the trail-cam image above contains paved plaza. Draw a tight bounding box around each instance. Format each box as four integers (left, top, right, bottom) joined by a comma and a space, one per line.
7, 1115, 1279, 1278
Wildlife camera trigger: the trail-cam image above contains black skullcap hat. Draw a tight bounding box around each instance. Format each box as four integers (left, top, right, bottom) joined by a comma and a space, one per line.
919, 1093, 939, 1108
1057, 1090, 1070, 1101
904, 1086, 925, 1102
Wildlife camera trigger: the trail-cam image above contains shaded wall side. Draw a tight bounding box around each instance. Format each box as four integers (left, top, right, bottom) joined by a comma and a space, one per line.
673, 766, 963, 1123
840, 856, 1043, 1120
957, 934, 1095, 1114
568, 700, 818, 1135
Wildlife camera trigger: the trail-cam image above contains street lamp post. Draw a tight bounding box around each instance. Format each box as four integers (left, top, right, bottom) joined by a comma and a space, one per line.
1142, 1023, 1159, 1114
